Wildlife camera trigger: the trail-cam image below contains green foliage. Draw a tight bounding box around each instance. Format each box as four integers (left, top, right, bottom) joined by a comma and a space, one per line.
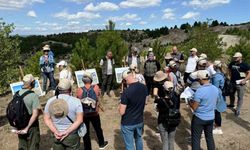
178, 22, 222, 60
24, 51, 43, 77
105, 20, 116, 31
96, 31, 128, 66
151, 40, 167, 65
71, 37, 96, 71
225, 28, 250, 39
227, 39, 250, 64
210, 20, 219, 27
143, 26, 169, 38
180, 23, 191, 32
0, 20, 21, 94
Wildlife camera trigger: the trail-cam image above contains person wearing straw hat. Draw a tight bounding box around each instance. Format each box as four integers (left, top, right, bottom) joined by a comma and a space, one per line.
57, 60, 72, 81
189, 70, 219, 150
118, 70, 147, 150
211, 60, 225, 135
39, 44, 56, 95
184, 48, 199, 83
16, 74, 41, 150
44, 79, 83, 149
228, 52, 250, 116
76, 72, 108, 150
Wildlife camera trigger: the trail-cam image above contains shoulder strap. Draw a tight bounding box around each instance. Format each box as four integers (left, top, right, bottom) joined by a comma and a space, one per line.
66, 115, 74, 123
19, 90, 34, 99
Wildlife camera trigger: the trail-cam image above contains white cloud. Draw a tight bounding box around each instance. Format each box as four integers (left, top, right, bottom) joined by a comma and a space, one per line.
110, 13, 141, 22
53, 10, 100, 20
120, 0, 161, 8
162, 8, 175, 20
27, 10, 37, 17
64, 0, 92, 4
67, 21, 80, 25
182, 0, 230, 9
139, 21, 147, 25
182, 11, 200, 19
84, 2, 119, 12
0, 0, 44, 10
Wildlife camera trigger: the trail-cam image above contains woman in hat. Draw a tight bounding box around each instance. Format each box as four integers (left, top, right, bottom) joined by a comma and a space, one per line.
154, 79, 180, 150
211, 60, 225, 135
57, 60, 73, 83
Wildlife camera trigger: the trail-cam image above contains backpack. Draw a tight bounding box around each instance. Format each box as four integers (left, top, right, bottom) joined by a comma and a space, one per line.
6, 90, 33, 129
81, 86, 98, 114
222, 76, 231, 96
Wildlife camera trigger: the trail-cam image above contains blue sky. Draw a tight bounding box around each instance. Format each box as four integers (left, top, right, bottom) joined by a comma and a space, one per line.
0, 0, 249, 35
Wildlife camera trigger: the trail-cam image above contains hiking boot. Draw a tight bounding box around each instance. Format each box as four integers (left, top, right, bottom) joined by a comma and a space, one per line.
227, 104, 235, 108
99, 141, 108, 149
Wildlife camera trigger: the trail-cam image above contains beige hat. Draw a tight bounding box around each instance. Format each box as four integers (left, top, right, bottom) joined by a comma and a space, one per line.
214, 60, 222, 67
82, 71, 93, 80
154, 71, 168, 82
56, 60, 67, 68
23, 74, 35, 84
198, 58, 207, 66
199, 53, 207, 59
43, 44, 50, 51
169, 60, 177, 68
57, 79, 71, 90
163, 81, 174, 91
197, 70, 210, 80
165, 53, 172, 60
48, 99, 69, 118
122, 70, 131, 79
148, 48, 153, 52
233, 52, 242, 58
190, 48, 197, 52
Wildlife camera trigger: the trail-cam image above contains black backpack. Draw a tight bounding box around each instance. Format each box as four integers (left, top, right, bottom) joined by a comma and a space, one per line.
222, 76, 231, 96
6, 90, 34, 129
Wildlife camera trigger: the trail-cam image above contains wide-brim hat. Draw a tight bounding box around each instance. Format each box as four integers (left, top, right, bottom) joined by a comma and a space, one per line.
163, 81, 174, 91
82, 71, 93, 81
199, 53, 207, 59
56, 60, 67, 68
43, 45, 50, 51
154, 71, 168, 82
48, 99, 69, 118
57, 79, 71, 90
214, 60, 222, 67
197, 70, 210, 80
169, 60, 177, 68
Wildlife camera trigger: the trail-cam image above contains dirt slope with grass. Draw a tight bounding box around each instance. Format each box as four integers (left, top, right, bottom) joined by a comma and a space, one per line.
0, 82, 250, 150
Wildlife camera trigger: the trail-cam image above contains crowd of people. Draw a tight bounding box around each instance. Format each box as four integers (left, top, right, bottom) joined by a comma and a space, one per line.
8, 44, 250, 150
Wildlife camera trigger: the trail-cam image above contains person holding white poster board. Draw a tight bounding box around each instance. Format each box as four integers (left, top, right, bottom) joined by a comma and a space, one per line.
75, 69, 99, 88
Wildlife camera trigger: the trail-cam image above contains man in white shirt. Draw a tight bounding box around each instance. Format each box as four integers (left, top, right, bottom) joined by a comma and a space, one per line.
184, 48, 199, 83
100, 51, 115, 97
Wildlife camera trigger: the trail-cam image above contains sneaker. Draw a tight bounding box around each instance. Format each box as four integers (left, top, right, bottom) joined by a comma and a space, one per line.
227, 104, 235, 108
213, 128, 223, 135
234, 110, 240, 117
99, 141, 108, 149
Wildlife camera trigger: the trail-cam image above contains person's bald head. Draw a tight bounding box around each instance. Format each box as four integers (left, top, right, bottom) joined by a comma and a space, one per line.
172, 46, 178, 54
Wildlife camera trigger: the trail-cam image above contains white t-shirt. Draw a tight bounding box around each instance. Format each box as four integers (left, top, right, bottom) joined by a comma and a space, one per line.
107, 59, 113, 75
59, 69, 72, 80
185, 55, 198, 73
131, 56, 138, 66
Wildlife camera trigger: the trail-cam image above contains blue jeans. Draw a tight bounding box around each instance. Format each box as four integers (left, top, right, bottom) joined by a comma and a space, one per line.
42, 71, 56, 91
158, 124, 176, 150
121, 122, 144, 150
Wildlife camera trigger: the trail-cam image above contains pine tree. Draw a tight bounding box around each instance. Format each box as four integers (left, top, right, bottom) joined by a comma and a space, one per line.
0, 20, 21, 94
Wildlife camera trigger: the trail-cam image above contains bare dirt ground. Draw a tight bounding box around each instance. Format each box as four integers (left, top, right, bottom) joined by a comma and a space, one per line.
0, 85, 250, 150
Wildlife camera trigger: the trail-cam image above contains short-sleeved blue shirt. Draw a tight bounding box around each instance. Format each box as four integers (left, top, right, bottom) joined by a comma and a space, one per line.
121, 82, 148, 125
194, 84, 219, 121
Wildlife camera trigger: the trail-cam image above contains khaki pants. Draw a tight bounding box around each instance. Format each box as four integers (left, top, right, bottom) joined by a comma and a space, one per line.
53, 133, 80, 150
18, 126, 40, 150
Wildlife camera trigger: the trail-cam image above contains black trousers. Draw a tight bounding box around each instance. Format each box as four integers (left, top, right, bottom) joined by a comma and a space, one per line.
83, 115, 105, 150
214, 110, 221, 127
191, 115, 215, 150
101, 74, 113, 94
144, 75, 154, 95
183, 72, 191, 84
